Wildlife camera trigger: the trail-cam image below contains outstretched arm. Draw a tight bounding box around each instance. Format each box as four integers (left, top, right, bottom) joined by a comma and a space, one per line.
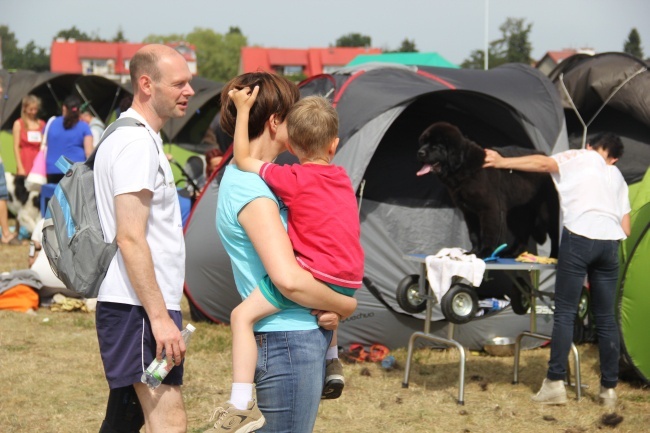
483, 149, 558, 173
229, 86, 264, 174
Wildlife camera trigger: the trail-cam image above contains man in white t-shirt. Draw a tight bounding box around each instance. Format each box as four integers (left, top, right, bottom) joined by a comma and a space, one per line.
93, 44, 194, 433
484, 133, 631, 411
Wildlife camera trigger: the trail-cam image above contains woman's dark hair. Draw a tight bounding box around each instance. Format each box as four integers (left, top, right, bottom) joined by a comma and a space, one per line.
220, 72, 299, 140
62, 95, 81, 129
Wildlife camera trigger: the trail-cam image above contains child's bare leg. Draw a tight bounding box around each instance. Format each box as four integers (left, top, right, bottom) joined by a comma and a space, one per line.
228, 287, 279, 408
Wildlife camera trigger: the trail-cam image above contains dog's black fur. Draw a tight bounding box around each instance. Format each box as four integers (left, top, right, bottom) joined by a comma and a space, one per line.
417, 121, 559, 258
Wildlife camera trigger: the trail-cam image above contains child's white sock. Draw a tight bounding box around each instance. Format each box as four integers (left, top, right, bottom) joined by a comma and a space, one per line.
326, 346, 339, 360
229, 383, 254, 410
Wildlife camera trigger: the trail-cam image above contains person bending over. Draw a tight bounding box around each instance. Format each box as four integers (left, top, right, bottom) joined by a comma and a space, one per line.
484, 133, 630, 410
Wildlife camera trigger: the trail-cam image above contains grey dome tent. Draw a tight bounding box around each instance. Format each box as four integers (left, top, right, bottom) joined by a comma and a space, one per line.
184, 63, 568, 350
0, 70, 131, 129
549, 52, 650, 184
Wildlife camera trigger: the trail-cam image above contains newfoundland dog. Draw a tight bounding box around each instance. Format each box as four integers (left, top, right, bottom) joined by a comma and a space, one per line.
416, 121, 559, 258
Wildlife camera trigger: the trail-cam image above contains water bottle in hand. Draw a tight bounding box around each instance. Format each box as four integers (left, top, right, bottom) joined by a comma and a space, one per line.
141, 323, 195, 389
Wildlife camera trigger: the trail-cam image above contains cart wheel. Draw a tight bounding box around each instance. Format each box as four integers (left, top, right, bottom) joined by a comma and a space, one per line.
510, 277, 531, 315
396, 274, 427, 314
577, 286, 590, 321
441, 283, 478, 324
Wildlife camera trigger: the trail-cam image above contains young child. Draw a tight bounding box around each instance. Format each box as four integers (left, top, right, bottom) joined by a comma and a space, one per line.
213, 87, 364, 430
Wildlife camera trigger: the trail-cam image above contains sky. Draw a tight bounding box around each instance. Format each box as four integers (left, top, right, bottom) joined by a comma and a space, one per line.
3, 0, 650, 66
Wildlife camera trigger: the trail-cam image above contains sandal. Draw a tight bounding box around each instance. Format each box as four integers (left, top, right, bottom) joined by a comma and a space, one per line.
341, 343, 368, 363
368, 344, 390, 362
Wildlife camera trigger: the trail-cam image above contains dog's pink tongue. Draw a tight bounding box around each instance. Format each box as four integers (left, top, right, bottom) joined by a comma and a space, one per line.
417, 164, 433, 176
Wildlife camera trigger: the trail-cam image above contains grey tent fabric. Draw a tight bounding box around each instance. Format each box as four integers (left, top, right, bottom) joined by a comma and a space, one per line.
184, 63, 565, 350
548, 52, 650, 184
0, 70, 131, 129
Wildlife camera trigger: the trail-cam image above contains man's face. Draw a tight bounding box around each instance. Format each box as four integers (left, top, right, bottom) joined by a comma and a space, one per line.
150, 55, 195, 121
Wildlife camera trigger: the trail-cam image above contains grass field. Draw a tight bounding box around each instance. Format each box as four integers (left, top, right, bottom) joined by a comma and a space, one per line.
1, 241, 649, 433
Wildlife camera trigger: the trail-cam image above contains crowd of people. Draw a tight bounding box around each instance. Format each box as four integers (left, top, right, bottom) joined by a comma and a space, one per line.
0, 43, 633, 432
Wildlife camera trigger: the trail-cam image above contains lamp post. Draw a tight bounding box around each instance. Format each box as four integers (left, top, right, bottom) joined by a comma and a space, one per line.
484, 0, 489, 70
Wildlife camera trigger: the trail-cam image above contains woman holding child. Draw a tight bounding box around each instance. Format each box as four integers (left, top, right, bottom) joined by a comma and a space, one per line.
205, 72, 358, 433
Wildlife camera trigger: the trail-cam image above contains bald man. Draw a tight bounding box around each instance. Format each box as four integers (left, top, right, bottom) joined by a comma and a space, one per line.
93, 44, 194, 433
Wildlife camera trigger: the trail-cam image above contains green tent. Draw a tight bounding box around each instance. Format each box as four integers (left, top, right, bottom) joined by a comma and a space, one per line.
347, 52, 458, 69
618, 167, 650, 383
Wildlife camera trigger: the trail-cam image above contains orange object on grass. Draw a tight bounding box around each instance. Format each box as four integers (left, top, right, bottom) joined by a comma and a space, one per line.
0, 284, 39, 312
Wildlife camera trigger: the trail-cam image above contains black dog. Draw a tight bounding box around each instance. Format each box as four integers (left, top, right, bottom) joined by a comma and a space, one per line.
416, 121, 559, 258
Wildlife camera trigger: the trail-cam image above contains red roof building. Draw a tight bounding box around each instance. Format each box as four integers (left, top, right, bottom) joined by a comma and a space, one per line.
240, 46, 382, 77
50, 39, 197, 83
536, 48, 595, 76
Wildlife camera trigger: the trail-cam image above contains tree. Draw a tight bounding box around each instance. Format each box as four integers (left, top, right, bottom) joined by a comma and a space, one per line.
142, 33, 186, 44
501, 18, 532, 64
55, 26, 95, 41
461, 17, 533, 69
0, 25, 21, 69
144, 27, 248, 82
18, 41, 50, 71
187, 27, 247, 82
623, 28, 644, 60
0, 25, 49, 71
396, 38, 418, 53
335, 33, 372, 48
112, 27, 127, 43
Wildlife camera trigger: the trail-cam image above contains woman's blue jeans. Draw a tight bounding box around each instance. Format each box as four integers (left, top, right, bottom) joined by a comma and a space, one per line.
254, 328, 332, 432
548, 228, 620, 388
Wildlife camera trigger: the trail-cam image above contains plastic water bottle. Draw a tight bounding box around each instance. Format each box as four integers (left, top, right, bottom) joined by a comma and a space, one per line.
141, 323, 195, 389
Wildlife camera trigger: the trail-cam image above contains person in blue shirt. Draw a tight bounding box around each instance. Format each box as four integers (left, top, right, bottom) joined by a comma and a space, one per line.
45, 95, 93, 184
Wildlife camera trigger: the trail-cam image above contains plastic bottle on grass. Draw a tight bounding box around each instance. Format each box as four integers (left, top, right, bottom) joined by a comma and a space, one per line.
141, 323, 195, 389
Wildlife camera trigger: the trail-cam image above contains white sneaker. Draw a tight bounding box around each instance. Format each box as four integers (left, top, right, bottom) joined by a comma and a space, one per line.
599, 386, 617, 411
531, 378, 568, 405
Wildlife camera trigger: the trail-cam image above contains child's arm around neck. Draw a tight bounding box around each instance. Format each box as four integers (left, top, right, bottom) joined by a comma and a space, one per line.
230, 86, 265, 174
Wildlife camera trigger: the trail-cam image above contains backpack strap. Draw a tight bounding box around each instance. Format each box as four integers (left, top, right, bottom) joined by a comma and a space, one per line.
86, 117, 147, 168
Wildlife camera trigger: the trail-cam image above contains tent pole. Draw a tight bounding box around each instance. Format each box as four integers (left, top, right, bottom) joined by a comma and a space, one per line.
46, 82, 62, 111
105, 86, 122, 124
584, 66, 647, 129
558, 73, 587, 148
75, 83, 99, 118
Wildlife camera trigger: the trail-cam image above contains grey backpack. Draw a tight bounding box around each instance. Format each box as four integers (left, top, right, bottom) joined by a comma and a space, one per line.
42, 117, 152, 298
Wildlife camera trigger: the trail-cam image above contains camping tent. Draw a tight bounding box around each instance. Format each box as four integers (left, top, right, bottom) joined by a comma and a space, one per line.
184, 63, 568, 350
0, 70, 131, 129
618, 168, 650, 384
161, 76, 224, 152
548, 52, 650, 184
347, 52, 459, 69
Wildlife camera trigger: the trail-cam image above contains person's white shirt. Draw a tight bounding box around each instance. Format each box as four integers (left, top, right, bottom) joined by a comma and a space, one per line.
551, 149, 630, 240
93, 109, 185, 310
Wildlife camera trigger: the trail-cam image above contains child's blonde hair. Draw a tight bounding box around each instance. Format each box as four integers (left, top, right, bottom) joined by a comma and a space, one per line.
287, 96, 338, 159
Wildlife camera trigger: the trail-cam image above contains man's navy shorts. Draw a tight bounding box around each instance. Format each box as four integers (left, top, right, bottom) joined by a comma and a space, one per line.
96, 302, 184, 389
